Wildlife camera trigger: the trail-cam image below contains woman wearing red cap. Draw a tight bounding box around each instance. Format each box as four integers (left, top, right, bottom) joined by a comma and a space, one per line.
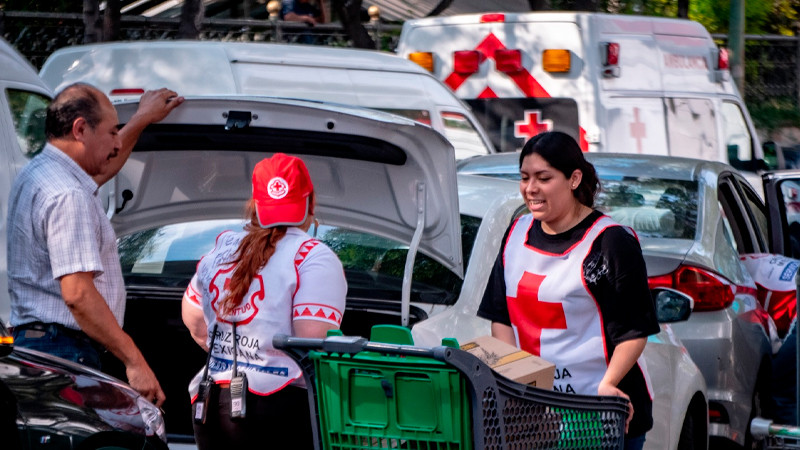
181, 153, 347, 449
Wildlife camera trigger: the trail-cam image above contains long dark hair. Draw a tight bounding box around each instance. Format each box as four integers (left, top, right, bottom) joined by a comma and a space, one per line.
519, 131, 599, 208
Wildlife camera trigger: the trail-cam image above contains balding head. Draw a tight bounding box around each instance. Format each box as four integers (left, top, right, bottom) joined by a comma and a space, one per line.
45, 83, 109, 141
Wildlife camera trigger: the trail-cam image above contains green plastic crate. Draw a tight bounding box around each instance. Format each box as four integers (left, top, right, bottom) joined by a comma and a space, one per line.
309, 347, 473, 450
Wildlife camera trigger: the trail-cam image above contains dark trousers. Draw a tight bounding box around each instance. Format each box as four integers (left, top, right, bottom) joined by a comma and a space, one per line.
12, 322, 103, 370
193, 385, 314, 449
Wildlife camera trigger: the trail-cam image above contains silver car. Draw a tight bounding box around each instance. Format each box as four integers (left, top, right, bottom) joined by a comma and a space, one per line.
458, 151, 794, 449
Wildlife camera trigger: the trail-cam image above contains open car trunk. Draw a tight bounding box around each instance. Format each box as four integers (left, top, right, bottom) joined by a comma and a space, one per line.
106, 97, 463, 440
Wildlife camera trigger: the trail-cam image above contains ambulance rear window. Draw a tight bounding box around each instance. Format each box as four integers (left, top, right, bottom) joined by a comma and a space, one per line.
465, 98, 580, 152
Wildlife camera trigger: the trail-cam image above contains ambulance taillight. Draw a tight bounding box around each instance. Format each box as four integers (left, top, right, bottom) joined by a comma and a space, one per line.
601, 42, 620, 78
408, 52, 434, 72
480, 13, 505, 23
542, 50, 571, 73
717, 47, 730, 70
495, 49, 522, 73
454, 51, 481, 74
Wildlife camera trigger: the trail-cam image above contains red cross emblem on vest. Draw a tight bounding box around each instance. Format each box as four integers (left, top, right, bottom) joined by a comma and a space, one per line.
507, 272, 567, 355
514, 109, 552, 141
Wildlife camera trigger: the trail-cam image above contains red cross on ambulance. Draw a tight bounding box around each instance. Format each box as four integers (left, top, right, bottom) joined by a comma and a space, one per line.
514, 110, 553, 141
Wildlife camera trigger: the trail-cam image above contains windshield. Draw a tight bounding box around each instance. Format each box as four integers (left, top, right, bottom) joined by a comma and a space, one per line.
6, 89, 49, 158
119, 215, 481, 305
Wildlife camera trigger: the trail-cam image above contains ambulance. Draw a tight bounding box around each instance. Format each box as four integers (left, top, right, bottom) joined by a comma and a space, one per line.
396, 12, 777, 174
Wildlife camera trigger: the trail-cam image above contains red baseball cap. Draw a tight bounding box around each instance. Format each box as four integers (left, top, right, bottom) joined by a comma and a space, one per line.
252, 153, 313, 228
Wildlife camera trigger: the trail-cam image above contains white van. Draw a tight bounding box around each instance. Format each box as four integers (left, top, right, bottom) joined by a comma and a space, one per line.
0, 38, 52, 323
396, 12, 777, 173
39, 41, 496, 160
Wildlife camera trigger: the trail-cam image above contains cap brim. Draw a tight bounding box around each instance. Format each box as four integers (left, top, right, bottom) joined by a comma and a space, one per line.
255, 197, 309, 228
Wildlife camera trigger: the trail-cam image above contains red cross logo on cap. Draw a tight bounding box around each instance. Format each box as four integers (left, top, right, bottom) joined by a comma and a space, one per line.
514, 110, 552, 141
267, 177, 289, 199
507, 272, 567, 355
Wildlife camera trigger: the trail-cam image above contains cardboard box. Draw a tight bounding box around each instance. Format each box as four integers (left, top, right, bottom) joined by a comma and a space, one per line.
460, 335, 555, 389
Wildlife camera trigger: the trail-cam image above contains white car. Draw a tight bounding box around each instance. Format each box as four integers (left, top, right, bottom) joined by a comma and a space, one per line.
106, 97, 706, 449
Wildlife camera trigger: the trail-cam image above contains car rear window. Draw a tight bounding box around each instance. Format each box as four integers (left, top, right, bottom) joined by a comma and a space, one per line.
118, 215, 481, 305
596, 178, 698, 240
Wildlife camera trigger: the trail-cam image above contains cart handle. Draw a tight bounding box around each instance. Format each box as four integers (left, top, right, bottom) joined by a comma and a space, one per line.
751, 417, 800, 439
273, 334, 449, 359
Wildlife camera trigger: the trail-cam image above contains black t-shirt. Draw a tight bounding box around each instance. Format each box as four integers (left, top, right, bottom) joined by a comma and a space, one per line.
478, 210, 659, 437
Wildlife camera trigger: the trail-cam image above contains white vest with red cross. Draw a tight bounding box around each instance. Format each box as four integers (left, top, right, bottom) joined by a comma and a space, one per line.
504, 214, 640, 395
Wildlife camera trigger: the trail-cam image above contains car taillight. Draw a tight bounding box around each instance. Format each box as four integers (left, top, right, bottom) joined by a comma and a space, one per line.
453, 50, 481, 74
648, 265, 735, 312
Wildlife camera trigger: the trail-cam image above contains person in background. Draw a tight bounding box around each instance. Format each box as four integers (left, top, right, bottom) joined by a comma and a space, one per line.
7, 83, 184, 407
182, 153, 347, 449
281, 0, 325, 25
477, 131, 659, 450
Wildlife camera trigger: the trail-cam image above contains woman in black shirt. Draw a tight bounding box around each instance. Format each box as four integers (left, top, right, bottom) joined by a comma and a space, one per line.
477, 131, 659, 449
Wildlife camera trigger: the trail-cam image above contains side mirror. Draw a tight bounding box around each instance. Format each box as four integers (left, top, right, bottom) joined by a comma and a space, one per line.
762, 140, 783, 170
652, 287, 693, 323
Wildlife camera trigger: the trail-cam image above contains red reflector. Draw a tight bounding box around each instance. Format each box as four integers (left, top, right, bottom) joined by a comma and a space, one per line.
718, 47, 730, 70
494, 49, 522, 73
604, 42, 620, 66
110, 88, 145, 96
480, 13, 505, 23
648, 265, 734, 312
453, 50, 481, 74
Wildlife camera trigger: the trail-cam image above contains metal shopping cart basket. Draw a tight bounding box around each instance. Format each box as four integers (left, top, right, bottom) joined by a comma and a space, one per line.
274, 331, 629, 450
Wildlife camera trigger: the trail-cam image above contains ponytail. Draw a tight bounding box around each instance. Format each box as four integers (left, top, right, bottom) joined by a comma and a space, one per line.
218, 200, 287, 317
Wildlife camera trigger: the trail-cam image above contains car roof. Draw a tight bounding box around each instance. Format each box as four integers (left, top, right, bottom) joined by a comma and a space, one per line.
109, 96, 464, 277
0, 37, 50, 89
39, 41, 433, 95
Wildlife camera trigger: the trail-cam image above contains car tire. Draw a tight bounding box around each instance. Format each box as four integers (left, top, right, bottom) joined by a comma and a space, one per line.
677, 410, 696, 450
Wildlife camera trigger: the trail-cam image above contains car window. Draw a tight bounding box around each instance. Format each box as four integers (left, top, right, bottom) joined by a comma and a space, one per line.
440, 111, 490, 159
721, 101, 757, 170
719, 204, 740, 253
776, 179, 800, 258
738, 179, 769, 251
6, 89, 49, 158
377, 108, 432, 126
595, 177, 698, 239
118, 215, 482, 306
718, 177, 756, 253
665, 97, 718, 162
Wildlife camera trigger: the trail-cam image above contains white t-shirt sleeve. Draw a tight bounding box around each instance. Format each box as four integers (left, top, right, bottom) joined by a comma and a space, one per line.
183, 273, 204, 310
292, 243, 346, 327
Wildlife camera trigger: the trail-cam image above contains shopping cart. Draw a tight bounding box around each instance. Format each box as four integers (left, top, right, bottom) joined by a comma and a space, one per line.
274, 331, 630, 450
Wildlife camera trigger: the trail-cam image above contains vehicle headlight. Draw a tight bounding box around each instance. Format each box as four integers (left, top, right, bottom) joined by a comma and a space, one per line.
136, 397, 167, 443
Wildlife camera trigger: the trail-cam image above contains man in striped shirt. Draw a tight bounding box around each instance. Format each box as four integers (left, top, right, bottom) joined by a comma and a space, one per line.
7, 83, 183, 407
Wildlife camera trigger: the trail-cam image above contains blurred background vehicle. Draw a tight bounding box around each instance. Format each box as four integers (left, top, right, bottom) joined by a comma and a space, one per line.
38, 40, 495, 161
